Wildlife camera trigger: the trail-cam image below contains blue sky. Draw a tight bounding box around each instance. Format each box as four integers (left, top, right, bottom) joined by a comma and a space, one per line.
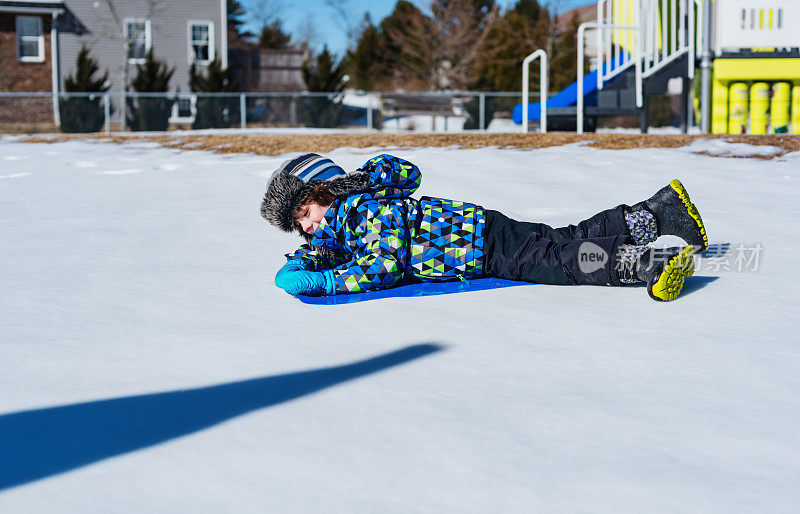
238, 0, 594, 57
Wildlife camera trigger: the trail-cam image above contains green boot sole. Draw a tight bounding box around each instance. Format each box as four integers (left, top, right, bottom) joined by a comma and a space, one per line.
648, 246, 696, 301
669, 179, 708, 252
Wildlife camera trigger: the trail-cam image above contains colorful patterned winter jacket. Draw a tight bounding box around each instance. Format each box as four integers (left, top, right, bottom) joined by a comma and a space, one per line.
285, 154, 486, 294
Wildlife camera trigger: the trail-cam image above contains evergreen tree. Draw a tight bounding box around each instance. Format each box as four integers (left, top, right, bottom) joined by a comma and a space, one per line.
227, 0, 248, 35
60, 46, 110, 133
258, 20, 291, 49
346, 13, 382, 91
473, 0, 549, 92
301, 46, 345, 127
189, 57, 241, 129
550, 12, 587, 91
380, 0, 430, 90
511, 0, 544, 20
126, 49, 175, 131
462, 95, 498, 129
468, 0, 548, 128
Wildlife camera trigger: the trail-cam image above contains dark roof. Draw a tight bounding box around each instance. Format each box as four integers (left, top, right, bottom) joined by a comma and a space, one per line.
0, 1, 64, 13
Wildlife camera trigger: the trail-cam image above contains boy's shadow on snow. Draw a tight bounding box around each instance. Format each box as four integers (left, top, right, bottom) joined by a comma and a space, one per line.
0, 343, 443, 492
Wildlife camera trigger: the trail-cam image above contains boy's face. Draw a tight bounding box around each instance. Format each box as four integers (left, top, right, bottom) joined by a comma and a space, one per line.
294, 201, 330, 235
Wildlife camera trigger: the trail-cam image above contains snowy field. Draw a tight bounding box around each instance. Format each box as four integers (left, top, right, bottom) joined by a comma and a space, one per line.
1, 136, 799, 513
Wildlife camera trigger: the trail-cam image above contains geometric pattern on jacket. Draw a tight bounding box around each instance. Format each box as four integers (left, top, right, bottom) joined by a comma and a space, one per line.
286, 154, 485, 294
408, 197, 484, 278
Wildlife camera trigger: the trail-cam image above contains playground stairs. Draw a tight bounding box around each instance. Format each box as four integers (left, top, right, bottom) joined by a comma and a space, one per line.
544, 53, 692, 132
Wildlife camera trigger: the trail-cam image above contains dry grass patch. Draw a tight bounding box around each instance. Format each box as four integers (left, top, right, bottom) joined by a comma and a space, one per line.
21, 132, 800, 158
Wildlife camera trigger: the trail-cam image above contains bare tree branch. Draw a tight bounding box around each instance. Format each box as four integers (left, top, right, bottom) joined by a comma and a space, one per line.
324, 0, 360, 50
296, 17, 320, 55
250, 0, 284, 30
387, 0, 499, 90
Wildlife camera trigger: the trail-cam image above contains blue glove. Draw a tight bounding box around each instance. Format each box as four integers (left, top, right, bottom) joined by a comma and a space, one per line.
275, 261, 336, 296
279, 259, 308, 274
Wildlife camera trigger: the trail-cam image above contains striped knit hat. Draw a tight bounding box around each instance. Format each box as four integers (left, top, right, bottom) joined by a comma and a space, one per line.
277, 153, 347, 182
260, 153, 368, 233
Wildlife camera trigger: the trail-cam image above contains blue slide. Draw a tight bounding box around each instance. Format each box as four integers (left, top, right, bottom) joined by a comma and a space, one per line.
513, 56, 629, 124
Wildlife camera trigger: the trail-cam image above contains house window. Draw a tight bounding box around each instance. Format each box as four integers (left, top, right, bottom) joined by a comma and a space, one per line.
169, 95, 196, 124
17, 16, 44, 62
188, 21, 214, 65
125, 19, 151, 63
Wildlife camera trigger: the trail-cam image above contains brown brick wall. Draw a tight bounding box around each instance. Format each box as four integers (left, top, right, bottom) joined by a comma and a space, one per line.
0, 13, 54, 124
0, 96, 55, 130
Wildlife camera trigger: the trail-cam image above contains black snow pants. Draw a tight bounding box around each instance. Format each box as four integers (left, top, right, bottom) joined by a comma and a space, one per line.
482, 205, 633, 286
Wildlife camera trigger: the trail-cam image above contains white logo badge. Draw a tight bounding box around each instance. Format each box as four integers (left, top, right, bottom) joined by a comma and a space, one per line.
578, 242, 608, 274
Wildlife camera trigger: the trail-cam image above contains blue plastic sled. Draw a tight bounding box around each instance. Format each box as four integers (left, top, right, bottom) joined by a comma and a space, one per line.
298, 277, 535, 305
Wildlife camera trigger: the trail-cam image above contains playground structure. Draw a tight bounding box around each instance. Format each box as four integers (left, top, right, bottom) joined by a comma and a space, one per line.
710, 1, 800, 133
517, 0, 800, 134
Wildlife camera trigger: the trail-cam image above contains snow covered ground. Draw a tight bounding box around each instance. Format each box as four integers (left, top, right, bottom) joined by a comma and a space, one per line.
1, 137, 799, 513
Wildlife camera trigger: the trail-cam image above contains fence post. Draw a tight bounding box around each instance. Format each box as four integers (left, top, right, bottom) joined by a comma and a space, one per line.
120, 91, 126, 132
104, 93, 110, 134
240, 93, 246, 129
52, 93, 61, 128
378, 93, 383, 130
366, 94, 373, 131
479, 93, 485, 131
290, 93, 298, 126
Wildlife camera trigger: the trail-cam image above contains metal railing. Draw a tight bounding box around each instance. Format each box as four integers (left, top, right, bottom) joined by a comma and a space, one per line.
574, 0, 703, 133
521, 49, 548, 134
578, 21, 641, 134
595, 0, 702, 89
0, 91, 543, 134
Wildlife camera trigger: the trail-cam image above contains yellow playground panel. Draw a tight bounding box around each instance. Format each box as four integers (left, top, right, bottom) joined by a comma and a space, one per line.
605, 0, 697, 60
595, 0, 799, 133
711, 1, 800, 134
712, 58, 800, 134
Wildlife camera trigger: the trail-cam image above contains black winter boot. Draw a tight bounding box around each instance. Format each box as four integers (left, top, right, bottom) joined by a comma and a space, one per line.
636, 246, 695, 301
630, 179, 708, 252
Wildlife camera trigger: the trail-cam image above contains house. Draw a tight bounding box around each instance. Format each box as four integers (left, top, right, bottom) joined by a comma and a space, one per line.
0, 1, 62, 128
0, 0, 227, 128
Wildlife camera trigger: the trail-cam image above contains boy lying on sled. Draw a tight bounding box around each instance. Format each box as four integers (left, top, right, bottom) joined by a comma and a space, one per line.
260, 153, 707, 302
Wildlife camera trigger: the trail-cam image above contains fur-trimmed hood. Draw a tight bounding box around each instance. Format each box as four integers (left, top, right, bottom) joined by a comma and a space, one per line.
260, 163, 370, 233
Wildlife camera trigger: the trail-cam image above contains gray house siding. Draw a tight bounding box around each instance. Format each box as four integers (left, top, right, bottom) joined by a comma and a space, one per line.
57, 0, 225, 95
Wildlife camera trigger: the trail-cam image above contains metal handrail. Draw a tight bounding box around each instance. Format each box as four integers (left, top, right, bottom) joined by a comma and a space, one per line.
590, 0, 702, 134
597, 1, 641, 91
578, 22, 641, 134
521, 49, 548, 134
578, 22, 597, 135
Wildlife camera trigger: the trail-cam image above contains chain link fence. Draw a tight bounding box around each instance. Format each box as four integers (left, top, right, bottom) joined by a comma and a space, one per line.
0, 91, 544, 134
